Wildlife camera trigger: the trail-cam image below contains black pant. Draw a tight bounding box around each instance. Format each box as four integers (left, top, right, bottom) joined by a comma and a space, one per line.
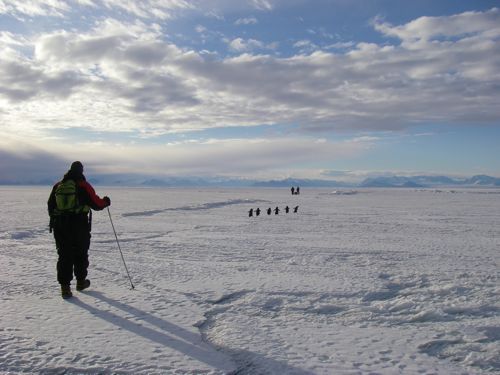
52, 214, 91, 285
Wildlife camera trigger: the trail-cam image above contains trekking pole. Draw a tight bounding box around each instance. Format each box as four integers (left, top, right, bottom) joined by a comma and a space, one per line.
107, 207, 135, 289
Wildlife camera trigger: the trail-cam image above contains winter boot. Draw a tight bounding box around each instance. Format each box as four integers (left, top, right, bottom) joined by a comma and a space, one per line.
76, 279, 91, 291
61, 285, 72, 299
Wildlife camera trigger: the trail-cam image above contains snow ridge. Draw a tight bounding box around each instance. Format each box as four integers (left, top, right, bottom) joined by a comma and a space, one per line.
122, 199, 269, 217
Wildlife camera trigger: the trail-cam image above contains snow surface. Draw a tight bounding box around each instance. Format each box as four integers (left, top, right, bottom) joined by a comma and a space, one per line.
1, 186, 499, 374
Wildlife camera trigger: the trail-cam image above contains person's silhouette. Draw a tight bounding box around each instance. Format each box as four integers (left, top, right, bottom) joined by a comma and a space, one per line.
248, 208, 253, 217
256, 208, 261, 216
267, 207, 272, 215
285, 206, 290, 213
293, 205, 299, 213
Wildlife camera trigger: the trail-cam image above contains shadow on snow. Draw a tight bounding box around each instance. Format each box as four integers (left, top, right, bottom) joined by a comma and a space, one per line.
71, 291, 311, 374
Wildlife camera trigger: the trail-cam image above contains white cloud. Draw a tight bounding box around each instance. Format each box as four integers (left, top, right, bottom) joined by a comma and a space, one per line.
0, 31, 30, 47
228, 37, 266, 52
373, 8, 500, 44
0, 0, 280, 20
228, 37, 249, 52
100, 0, 194, 20
0, 0, 193, 19
195, 25, 207, 33
293, 39, 314, 48
325, 41, 355, 50
234, 16, 258, 25
0, 8, 498, 156
350, 136, 380, 143
0, 131, 375, 179
292, 39, 319, 53
249, 0, 273, 11
0, 0, 70, 18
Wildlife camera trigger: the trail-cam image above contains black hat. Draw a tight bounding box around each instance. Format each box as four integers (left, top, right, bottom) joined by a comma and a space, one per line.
70, 161, 84, 174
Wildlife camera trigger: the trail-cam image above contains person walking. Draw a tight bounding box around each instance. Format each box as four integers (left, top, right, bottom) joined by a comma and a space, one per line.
48, 161, 111, 299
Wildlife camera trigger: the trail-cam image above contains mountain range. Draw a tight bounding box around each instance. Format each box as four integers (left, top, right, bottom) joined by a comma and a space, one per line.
358, 175, 500, 188
1, 174, 499, 188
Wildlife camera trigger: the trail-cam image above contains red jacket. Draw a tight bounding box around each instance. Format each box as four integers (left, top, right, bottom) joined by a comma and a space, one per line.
75, 179, 109, 211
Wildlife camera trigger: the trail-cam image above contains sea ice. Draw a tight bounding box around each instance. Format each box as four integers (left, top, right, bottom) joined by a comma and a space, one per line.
0, 187, 498, 374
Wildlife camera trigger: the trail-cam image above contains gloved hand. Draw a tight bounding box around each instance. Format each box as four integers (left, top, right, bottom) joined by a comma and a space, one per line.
103, 196, 111, 207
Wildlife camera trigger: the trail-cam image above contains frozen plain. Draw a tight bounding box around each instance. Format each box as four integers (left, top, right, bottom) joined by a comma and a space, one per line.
0, 186, 499, 374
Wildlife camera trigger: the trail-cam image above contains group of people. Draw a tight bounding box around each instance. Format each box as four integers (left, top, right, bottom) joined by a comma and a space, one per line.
246, 186, 302, 217
248, 205, 299, 217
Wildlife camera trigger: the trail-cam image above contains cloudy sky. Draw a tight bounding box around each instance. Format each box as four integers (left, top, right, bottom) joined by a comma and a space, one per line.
1, 0, 499, 183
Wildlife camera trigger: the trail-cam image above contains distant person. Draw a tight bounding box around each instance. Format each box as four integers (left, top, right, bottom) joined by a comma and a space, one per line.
48, 161, 111, 299
248, 208, 253, 217
256, 208, 261, 216
285, 206, 290, 214
267, 207, 272, 215
293, 205, 299, 213
291, 187, 295, 195
274, 206, 280, 215
296, 186, 300, 195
